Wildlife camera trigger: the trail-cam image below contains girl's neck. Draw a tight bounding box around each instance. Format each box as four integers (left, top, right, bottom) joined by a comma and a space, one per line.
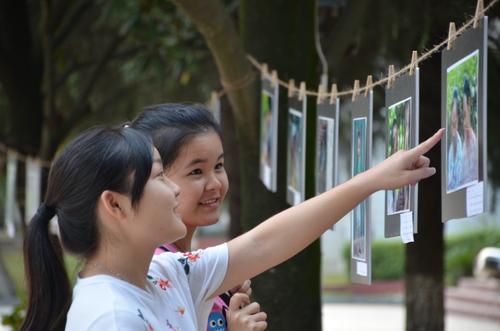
171, 225, 197, 252
83, 247, 152, 291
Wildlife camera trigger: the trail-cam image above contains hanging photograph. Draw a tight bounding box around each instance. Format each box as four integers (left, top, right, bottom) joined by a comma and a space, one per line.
351, 118, 367, 262
287, 108, 305, 205
286, 95, 307, 206
315, 98, 339, 195
207, 91, 221, 124
4, 150, 18, 238
384, 68, 420, 238
259, 76, 279, 192
445, 51, 479, 193
441, 17, 487, 222
387, 98, 411, 215
347, 89, 373, 285
315, 117, 334, 195
25, 157, 42, 225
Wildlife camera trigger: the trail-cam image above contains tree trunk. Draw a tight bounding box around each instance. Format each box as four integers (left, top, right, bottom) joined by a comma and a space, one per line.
240, 1, 321, 330
0, 0, 43, 155
405, 54, 444, 331
170, 0, 322, 329
220, 95, 243, 239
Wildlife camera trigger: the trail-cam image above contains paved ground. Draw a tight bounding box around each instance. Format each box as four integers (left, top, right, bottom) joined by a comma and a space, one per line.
1, 302, 499, 330
322, 302, 500, 331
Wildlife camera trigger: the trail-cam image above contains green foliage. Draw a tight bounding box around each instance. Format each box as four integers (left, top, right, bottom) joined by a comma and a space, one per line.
372, 239, 405, 279
97, 0, 209, 85
445, 227, 500, 285
1, 252, 80, 330
342, 227, 500, 284
1, 291, 25, 330
342, 238, 404, 280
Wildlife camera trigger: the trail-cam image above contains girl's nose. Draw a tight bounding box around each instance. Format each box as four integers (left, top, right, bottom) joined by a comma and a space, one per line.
169, 179, 181, 197
206, 174, 222, 191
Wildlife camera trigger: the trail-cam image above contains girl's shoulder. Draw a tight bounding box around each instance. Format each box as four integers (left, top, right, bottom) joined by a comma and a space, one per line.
67, 276, 160, 330
150, 243, 229, 275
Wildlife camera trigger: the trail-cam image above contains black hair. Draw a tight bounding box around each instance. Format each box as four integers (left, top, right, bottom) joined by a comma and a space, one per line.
452, 87, 459, 115
21, 126, 154, 331
129, 103, 223, 169
463, 76, 471, 99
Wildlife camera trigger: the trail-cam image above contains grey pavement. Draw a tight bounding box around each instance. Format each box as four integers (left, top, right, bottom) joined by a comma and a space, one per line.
322, 302, 500, 331
1, 302, 499, 330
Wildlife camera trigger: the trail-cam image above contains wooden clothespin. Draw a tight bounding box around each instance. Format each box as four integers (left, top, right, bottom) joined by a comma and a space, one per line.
387, 65, 395, 89
317, 84, 324, 105
474, 0, 484, 28
352, 80, 360, 102
409, 51, 418, 76
298, 81, 306, 101
447, 22, 456, 50
288, 79, 296, 98
261, 63, 269, 81
329, 84, 338, 105
270, 70, 278, 88
364, 75, 373, 98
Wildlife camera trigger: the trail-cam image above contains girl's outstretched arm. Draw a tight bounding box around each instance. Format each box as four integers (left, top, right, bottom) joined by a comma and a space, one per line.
214, 128, 444, 297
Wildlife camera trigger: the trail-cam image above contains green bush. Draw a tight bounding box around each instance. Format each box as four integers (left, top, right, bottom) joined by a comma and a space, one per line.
372, 239, 405, 279
1, 252, 80, 330
445, 228, 500, 285
342, 238, 404, 280
341, 227, 500, 284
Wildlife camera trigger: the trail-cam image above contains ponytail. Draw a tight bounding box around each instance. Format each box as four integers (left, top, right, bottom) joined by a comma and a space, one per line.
20, 125, 154, 330
21, 203, 71, 331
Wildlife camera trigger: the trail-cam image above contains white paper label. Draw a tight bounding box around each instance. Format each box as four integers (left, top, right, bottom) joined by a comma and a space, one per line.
400, 211, 414, 244
466, 182, 484, 217
356, 261, 368, 276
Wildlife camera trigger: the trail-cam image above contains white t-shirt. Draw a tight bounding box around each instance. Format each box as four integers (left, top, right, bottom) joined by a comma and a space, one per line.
66, 243, 228, 331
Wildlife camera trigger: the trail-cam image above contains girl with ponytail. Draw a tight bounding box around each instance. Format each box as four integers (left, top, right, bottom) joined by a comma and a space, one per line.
21, 119, 443, 331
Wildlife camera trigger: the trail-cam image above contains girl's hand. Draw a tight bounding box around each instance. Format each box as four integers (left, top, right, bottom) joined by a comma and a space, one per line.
364, 128, 444, 192
230, 279, 252, 296
226, 293, 267, 331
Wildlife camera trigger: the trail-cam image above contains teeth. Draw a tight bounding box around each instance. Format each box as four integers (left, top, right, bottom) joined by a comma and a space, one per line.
201, 199, 217, 205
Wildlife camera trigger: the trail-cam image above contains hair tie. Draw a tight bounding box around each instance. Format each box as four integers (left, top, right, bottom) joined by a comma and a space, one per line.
37, 202, 56, 221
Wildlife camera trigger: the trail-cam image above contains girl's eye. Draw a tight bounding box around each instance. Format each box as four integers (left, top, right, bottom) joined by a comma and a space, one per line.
157, 171, 165, 178
190, 169, 202, 175
215, 163, 224, 170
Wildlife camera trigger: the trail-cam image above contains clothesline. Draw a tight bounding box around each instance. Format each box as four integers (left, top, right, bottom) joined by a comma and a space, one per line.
208, 0, 495, 104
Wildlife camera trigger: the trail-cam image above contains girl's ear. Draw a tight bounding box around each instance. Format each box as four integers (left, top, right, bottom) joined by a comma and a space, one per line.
99, 190, 129, 220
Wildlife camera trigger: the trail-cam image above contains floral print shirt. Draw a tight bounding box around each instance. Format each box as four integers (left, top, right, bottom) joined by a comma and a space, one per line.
66, 244, 228, 331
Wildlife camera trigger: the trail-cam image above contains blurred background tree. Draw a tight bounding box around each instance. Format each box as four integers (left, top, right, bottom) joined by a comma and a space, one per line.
0, 0, 499, 330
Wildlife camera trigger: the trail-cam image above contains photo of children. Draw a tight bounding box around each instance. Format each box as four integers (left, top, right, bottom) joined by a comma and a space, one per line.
287, 108, 303, 199
316, 117, 334, 195
386, 98, 411, 215
260, 91, 274, 169
352, 118, 366, 261
446, 50, 479, 193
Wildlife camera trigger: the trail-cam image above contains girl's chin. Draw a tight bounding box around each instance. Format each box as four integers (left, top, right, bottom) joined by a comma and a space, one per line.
199, 216, 220, 227
183, 213, 220, 227
202, 218, 219, 227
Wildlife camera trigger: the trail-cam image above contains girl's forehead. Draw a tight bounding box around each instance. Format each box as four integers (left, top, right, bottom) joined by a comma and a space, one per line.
183, 131, 222, 150
170, 132, 223, 168
153, 148, 161, 158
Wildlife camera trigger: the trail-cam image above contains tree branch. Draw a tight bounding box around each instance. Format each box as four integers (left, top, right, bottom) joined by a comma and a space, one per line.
167, 0, 258, 139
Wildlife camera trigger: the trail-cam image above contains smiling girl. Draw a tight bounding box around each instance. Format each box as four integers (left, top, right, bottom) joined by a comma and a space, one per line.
20, 114, 443, 331
130, 104, 264, 331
